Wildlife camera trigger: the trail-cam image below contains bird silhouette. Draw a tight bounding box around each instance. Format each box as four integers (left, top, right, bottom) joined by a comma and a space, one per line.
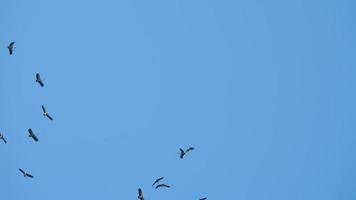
35, 73, 44, 87
19, 168, 34, 178
152, 177, 164, 186
199, 198, 207, 200
42, 105, 53, 121
0, 133, 7, 144
138, 188, 144, 200
155, 184, 170, 189
179, 147, 195, 159
7, 42, 15, 55
28, 128, 38, 142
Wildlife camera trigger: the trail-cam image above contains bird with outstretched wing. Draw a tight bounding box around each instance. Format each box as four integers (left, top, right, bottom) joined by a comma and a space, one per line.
28, 128, 38, 142
42, 105, 53, 121
19, 168, 34, 178
138, 188, 144, 200
7, 42, 15, 55
36, 73, 44, 87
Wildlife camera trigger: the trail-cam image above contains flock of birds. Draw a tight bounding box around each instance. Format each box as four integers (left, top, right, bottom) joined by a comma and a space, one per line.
137, 146, 205, 200
1, 42, 53, 179
2, 42, 207, 200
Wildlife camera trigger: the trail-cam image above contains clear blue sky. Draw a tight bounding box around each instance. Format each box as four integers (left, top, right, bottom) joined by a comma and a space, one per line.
0, 0, 355, 199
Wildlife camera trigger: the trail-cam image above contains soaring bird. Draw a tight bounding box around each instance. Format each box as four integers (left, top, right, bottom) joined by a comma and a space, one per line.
138, 188, 144, 200
19, 168, 34, 178
155, 184, 170, 189
0, 133, 7, 144
199, 198, 207, 200
28, 128, 38, 142
35, 73, 44, 87
7, 42, 15, 55
42, 105, 53, 121
179, 147, 195, 159
152, 177, 164, 186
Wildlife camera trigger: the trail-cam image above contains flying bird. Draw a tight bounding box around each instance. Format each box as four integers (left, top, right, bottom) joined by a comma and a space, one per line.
155, 184, 170, 189
42, 105, 53, 121
199, 198, 207, 200
0, 133, 7, 144
35, 73, 44, 87
7, 42, 15, 55
19, 168, 34, 178
28, 128, 38, 142
138, 188, 144, 200
152, 177, 164, 186
179, 147, 195, 159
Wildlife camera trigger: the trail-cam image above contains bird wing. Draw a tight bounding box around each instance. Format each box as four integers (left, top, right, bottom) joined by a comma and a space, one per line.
186, 147, 194, 152
19, 168, 26, 175
156, 184, 170, 189
199, 198, 207, 200
42, 105, 46, 113
38, 79, 44, 87
152, 177, 164, 186
46, 114, 53, 121
32, 134, 38, 142
2, 137, 7, 144
138, 188, 143, 196
10, 42, 14, 47
28, 128, 33, 135
8, 47, 13, 55
26, 173, 34, 178
152, 180, 158, 186
36, 73, 40, 80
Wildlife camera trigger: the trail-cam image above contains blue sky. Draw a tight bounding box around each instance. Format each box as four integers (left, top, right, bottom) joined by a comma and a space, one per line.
0, 0, 356, 199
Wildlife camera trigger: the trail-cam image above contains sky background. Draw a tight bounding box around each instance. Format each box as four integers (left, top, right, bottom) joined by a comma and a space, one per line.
0, 0, 356, 199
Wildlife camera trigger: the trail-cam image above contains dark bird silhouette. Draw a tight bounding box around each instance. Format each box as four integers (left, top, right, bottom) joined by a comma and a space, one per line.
7, 42, 15, 55
28, 128, 38, 142
42, 105, 53, 121
35, 73, 44, 87
19, 168, 34, 178
179, 147, 195, 159
155, 184, 170, 189
138, 188, 144, 200
152, 177, 164, 186
199, 198, 207, 200
0, 133, 7, 144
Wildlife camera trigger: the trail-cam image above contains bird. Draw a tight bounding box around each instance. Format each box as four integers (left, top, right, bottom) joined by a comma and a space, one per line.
42, 105, 53, 121
0, 133, 7, 144
138, 188, 144, 200
19, 168, 34, 178
152, 177, 164, 186
28, 128, 38, 142
179, 148, 186, 159
7, 42, 15, 55
35, 73, 44, 87
155, 184, 170, 189
199, 198, 207, 200
179, 147, 195, 159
